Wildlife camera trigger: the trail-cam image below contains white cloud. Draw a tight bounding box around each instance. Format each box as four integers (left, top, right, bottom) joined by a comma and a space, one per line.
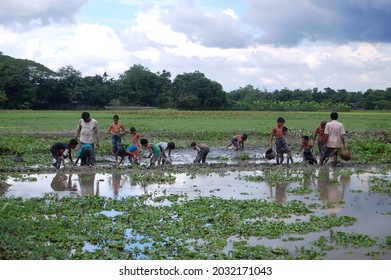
1, 0, 391, 92
223, 8, 238, 20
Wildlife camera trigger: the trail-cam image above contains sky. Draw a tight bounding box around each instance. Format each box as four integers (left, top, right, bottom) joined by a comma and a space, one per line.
0, 0, 390, 92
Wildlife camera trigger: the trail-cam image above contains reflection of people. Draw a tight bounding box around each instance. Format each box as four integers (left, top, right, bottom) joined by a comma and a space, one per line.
274, 183, 288, 203
50, 172, 69, 191
267, 169, 291, 203
50, 172, 77, 191
78, 173, 96, 196
112, 173, 121, 196
317, 169, 344, 216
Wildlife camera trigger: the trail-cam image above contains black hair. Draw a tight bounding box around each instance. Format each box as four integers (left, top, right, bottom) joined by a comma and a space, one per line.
81, 112, 90, 120
113, 115, 119, 120
190, 141, 196, 147
117, 148, 126, 157
140, 138, 148, 145
167, 142, 175, 149
277, 117, 285, 123
242, 134, 248, 140
130, 127, 136, 132
69, 139, 78, 146
330, 112, 338, 120
302, 135, 309, 141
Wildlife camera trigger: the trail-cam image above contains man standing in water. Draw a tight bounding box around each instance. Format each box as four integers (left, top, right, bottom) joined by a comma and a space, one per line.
75, 112, 100, 149
320, 112, 346, 167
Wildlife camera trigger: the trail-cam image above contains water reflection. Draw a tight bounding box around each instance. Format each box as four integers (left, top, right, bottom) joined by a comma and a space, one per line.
77, 173, 97, 196
317, 169, 346, 216
264, 168, 293, 203
50, 172, 73, 191
108, 173, 125, 197
50, 172, 98, 196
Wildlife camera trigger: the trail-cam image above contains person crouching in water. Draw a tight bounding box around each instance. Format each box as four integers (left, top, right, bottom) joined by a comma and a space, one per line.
191, 142, 210, 164
117, 145, 140, 166
297, 136, 317, 165
50, 139, 78, 169
75, 143, 96, 167
157, 142, 175, 164
227, 134, 248, 151
140, 138, 160, 166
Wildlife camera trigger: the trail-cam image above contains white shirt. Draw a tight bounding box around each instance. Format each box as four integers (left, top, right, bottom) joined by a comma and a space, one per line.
157, 142, 168, 151
325, 120, 345, 148
78, 118, 99, 144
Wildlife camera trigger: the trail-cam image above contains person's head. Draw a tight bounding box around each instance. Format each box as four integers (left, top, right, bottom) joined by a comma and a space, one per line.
282, 126, 288, 135
302, 135, 309, 144
81, 112, 91, 122
320, 120, 327, 128
330, 112, 338, 120
167, 142, 176, 150
140, 138, 148, 147
242, 134, 248, 141
69, 139, 78, 149
277, 117, 285, 127
113, 115, 119, 123
190, 141, 197, 149
130, 127, 137, 134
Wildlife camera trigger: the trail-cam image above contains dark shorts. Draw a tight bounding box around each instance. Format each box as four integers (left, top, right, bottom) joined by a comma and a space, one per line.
112, 135, 122, 153
324, 147, 337, 158
80, 146, 96, 166
276, 138, 291, 155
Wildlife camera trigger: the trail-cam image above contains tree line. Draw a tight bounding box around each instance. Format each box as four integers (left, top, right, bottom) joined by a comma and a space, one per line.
1, 52, 390, 111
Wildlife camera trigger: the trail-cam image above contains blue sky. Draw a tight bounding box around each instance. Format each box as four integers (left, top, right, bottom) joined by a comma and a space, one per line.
1, 0, 390, 92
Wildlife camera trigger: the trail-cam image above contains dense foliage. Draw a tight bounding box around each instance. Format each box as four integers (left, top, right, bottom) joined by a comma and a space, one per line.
1, 52, 391, 110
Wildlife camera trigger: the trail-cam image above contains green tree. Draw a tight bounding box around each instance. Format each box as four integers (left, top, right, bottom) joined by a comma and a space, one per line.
172, 71, 226, 110
0, 53, 56, 109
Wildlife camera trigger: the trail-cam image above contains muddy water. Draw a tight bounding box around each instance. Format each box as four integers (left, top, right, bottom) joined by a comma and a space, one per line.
3, 166, 391, 259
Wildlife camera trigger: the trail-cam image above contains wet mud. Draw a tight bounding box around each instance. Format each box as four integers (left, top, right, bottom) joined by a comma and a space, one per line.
2, 145, 391, 259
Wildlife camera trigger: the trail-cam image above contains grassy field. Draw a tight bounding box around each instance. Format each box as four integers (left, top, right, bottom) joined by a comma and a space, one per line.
1, 109, 390, 135
0, 109, 390, 166
1, 110, 391, 260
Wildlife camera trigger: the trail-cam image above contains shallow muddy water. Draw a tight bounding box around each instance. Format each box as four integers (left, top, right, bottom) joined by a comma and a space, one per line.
3, 165, 391, 260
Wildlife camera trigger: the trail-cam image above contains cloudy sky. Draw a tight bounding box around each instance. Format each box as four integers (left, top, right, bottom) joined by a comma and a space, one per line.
1, 0, 390, 92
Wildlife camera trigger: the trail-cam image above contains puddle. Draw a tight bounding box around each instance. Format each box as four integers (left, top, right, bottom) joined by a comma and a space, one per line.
101, 146, 304, 166
2, 167, 391, 259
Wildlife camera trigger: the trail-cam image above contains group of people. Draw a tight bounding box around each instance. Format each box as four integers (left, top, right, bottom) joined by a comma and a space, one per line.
50, 112, 188, 169
269, 112, 347, 167
50, 111, 347, 169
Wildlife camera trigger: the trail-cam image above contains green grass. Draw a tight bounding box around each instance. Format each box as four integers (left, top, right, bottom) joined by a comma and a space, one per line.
1, 109, 391, 134
1, 109, 391, 166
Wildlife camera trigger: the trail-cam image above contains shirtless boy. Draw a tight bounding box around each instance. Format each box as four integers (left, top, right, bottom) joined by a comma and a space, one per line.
108, 115, 126, 162
269, 117, 292, 165
130, 127, 141, 148
313, 120, 327, 157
